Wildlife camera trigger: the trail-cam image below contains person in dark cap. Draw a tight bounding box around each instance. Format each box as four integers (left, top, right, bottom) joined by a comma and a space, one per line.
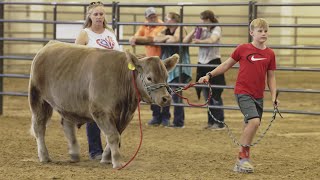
129, 7, 165, 57
129, 7, 166, 126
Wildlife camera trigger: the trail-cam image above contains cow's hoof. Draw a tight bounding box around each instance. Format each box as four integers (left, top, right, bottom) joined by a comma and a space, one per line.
39, 157, 52, 163
100, 159, 112, 164
112, 162, 125, 169
70, 154, 80, 163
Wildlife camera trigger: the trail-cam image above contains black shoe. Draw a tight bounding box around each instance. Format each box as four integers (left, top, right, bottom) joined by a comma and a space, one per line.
147, 118, 161, 126
167, 124, 184, 129
203, 123, 214, 129
161, 119, 170, 127
206, 124, 225, 130
89, 154, 102, 160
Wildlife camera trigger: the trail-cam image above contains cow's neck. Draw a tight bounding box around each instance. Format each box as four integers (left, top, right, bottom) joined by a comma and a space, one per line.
115, 70, 140, 133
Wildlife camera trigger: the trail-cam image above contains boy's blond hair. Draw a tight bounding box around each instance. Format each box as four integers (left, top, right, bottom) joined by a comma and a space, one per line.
249, 18, 269, 31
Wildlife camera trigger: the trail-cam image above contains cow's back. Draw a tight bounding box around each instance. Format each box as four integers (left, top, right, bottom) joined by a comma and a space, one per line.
30, 41, 130, 118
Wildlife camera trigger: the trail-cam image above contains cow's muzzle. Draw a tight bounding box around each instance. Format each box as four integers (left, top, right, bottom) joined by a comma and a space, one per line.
159, 94, 171, 107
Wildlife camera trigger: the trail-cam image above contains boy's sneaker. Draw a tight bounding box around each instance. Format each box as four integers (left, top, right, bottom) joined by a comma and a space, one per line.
233, 158, 254, 173
147, 118, 161, 126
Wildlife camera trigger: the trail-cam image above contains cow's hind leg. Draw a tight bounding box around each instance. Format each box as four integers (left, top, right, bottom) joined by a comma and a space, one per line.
61, 118, 80, 162
29, 86, 53, 163
90, 105, 123, 168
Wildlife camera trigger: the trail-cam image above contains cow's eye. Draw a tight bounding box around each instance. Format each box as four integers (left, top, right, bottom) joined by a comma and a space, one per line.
147, 77, 152, 82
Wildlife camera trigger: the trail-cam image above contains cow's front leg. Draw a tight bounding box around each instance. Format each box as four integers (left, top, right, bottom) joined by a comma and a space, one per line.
101, 144, 112, 164
97, 121, 123, 168
61, 118, 80, 162
90, 106, 123, 168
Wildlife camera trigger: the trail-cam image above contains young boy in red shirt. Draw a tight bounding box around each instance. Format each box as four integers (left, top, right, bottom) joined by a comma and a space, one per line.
198, 18, 279, 173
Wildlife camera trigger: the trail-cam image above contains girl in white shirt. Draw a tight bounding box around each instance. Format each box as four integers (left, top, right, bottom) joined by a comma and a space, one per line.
75, 2, 120, 51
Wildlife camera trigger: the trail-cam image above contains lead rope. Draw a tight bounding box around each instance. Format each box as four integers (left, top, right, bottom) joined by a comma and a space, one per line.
169, 82, 283, 147
167, 82, 212, 107
118, 76, 283, 170
117, 71, 143, 170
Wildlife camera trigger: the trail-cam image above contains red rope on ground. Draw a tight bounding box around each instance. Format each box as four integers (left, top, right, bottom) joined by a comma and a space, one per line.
117, 77, 210, 169
117, 71, 143, 170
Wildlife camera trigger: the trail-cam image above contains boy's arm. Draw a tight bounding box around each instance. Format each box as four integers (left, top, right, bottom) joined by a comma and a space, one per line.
198, 57, 237, 83
267, 70, 278, 106
209, 57, 237, 76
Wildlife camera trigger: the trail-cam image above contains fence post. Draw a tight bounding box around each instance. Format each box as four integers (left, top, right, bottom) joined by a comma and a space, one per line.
116, 3, 120, 42
0, 3, 4, 115
177, 5, 184, 103
294, 16, 297, 67
111, 1, 117, 31
248, 1, 256, 42
53, 4, 57, 39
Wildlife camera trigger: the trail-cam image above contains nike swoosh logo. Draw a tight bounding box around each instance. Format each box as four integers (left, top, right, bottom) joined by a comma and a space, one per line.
251, 56, 266, 61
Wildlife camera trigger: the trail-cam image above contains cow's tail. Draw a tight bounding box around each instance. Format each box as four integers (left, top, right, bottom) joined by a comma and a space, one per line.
28, 82, 53, 137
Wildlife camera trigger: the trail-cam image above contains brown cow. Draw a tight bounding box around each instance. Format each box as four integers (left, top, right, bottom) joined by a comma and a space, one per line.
28, 40, 178, 168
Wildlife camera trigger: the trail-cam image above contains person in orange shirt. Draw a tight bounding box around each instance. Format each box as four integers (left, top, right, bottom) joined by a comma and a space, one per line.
129, 7, 168, 126
129, 7, 164, 57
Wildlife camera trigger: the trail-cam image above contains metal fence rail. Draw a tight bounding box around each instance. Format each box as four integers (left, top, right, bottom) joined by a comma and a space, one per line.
0, 1, 319, 116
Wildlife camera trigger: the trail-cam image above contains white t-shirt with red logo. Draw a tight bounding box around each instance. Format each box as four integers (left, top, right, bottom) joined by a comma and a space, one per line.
84, 28, 121, 51
231, 43, 276, 98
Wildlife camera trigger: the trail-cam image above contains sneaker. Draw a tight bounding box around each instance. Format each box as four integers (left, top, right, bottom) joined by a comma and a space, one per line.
147, 118, 161, 126
203, 123, 214, 129
233, 158, 254, 173
204, 124, 225, 130
90, 154, 102, 161
167, 124, 185, 129
161, 119, 170, 127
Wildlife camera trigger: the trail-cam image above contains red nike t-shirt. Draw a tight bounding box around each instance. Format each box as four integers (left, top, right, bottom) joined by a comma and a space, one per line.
231, 43, 276, 98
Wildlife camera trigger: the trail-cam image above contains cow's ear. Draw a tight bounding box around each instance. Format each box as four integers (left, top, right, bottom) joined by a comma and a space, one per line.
163, 54, 179, 72
125, 50, 142, 71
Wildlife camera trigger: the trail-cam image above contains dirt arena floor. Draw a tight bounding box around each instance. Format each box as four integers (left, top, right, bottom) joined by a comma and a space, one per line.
0, 70, 319, 179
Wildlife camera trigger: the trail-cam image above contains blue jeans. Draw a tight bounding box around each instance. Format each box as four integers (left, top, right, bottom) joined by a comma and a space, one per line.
171, 89, 185, 126
202, 88, 224, 125
150, 75, 187, 126
150, 90, 184, 126
86, 122, 103, 158
150, 104, 170, 123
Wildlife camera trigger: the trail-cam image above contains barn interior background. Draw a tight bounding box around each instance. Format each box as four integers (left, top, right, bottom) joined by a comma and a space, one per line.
1, 0, 319, 115
0, 0, 319, 179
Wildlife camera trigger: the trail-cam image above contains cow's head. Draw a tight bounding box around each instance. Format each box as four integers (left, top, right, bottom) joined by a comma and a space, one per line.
126, 50, 178, 107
